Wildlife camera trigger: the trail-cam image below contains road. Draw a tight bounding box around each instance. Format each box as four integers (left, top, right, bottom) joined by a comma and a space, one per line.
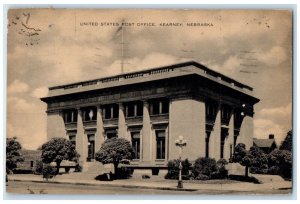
5, 181, 291, 195
6, 181, 199, 195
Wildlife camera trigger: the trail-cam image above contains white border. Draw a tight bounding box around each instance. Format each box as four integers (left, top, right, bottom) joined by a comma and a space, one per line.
1, 0, 299, 203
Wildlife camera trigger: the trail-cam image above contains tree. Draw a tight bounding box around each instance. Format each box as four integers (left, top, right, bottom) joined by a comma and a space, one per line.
41, 137, 79, 174
280, 130, 292, 151
230, 143, 254, 177
268, 149, 292, 179
6, 137, 24, 172
95, 138, 134, 175
249, 146, 268, 174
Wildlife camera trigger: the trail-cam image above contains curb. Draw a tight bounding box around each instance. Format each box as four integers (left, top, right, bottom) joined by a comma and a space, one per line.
8, 179, 198, 192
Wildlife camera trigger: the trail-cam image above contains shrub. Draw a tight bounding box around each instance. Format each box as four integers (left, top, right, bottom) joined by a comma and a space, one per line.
165, 158, 191, 180
74, 163, 83, 172
34, 159, 44, 175
267, 149, 292, 179
195, 174, 209, 180
115, 167, 133, 179
228, 175, 260, 184
42, 164, 56, 181
268, 165, 280, 175
216, 158, 228, 179
191, 157, 217, 179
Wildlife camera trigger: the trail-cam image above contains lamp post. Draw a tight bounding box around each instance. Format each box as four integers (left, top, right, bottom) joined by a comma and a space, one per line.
175, 135, 187, 189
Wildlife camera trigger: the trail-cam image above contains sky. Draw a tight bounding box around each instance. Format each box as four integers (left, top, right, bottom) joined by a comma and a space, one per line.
6, 9, 292, 150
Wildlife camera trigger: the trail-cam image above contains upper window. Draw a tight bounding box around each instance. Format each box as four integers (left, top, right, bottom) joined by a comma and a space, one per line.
125, 101, 143, 118
149, 98, 169, 115
103, 104, 119, 119
82, 107, 97, 121
63, 109, 78, 123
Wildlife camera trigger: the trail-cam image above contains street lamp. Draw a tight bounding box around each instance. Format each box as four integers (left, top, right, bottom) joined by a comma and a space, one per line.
175, 135, 187, 189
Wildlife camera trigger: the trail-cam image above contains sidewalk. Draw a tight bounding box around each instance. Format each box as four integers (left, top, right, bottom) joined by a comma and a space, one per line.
7, 173, 292, 194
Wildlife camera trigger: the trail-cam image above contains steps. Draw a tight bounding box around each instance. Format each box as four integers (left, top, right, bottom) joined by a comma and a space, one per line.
81, 161, 105, 179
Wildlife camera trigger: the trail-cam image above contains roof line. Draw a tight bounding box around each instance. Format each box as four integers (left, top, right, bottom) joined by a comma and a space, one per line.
48, 61, 253, 91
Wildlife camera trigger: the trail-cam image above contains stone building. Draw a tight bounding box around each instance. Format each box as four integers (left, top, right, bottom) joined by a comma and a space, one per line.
41, 61, 259, 167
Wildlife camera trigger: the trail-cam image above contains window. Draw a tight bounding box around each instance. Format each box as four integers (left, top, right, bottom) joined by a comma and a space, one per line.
150, 98, 169, 115
87, 134, 95, 160
105, 129, 117, 139
63, 109, 78, 123
103, 104, 119, 119
125, 101, 143, 118
82, 107, 97, 121
131, 132, 140, 159
156, 130, 166, 159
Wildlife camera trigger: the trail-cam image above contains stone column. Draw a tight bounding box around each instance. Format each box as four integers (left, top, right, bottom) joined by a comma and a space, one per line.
76, 108, 87, 164
209, 105, 221, 160
238, 115, 253, 150
95, 106, 104, 153
169, 98, 206, 161
223, 112, 234, 160
142, 100, 152, 164
118, 103, 127, 139
47, 110, 66, 140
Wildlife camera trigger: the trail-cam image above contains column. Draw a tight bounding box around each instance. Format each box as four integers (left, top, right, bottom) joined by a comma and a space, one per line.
169, 98, 206, 161
238, 115, 253, 150
95, 106, 104, 153
47, 110, 66, 140
118, 103, 127, 139
76, 108, 87, 164
223, 112, 234, 160
142, 100, 152, 163
209, 105, 221, 160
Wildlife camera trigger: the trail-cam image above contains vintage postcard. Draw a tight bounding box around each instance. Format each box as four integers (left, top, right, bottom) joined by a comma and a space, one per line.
6, 8, 293, 195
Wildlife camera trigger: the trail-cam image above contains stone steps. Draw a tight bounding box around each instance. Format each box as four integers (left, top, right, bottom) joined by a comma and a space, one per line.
82, 161, 104, 177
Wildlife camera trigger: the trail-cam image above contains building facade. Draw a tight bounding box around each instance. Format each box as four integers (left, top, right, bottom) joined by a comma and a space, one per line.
41, 61, 259, 167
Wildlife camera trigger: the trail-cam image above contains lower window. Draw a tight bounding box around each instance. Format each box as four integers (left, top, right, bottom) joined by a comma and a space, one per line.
131, 132, 140, 159
156, 130, 166, 159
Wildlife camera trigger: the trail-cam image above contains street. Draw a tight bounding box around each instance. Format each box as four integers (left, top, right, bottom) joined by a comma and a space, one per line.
6, 181, 291, 195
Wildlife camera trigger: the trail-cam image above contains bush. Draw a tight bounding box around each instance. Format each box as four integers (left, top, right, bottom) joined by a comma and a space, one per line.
250, 167, 268, 174
74, 163, 83, 172
268, 149, 292, 179
216, 159, 228, 179
195, 174, 209, 180
165, 158, 191, 180
267, 165, 280, 175
115, 167, 133, 179
42, 164, 56, 181
34, 159, 44, 175
192, 157, 217, 179
228, 175, 260, 184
